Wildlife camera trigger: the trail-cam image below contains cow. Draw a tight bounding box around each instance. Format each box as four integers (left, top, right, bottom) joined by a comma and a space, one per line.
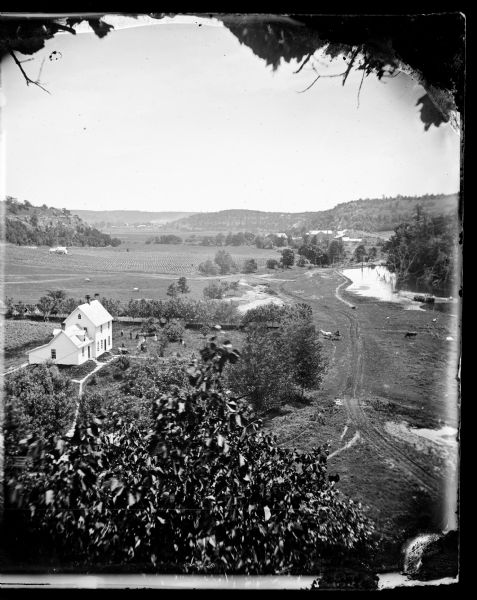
405, 331, 418, 338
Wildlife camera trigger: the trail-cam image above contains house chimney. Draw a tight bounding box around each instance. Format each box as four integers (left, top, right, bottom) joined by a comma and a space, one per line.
61, 323, 65, 330
85, 294, 91, 304
94, 293, 100, 300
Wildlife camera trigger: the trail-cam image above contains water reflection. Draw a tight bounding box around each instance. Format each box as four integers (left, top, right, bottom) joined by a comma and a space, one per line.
341, 266, 419, 307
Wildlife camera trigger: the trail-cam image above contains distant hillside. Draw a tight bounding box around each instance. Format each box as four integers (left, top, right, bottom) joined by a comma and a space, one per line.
2, 198, 121, 247
164, 194, 459, 234
72, 210, 196, 227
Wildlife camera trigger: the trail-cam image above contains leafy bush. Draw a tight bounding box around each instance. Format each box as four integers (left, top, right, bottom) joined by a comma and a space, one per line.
4, 363, 76, 453
122, 357, 190, 401
198, 259, 219, 276
242, 258, 258, 273
266, 258, 279, 269
163, 320, 185, 342
5, 339, 375, 573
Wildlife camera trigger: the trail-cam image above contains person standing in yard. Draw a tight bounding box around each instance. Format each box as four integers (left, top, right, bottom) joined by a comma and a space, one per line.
129, 331, 133, 339
120, 329, 124, 337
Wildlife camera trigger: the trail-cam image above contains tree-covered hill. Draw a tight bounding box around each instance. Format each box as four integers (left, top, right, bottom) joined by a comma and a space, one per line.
163, 193, 459, 234
2, 197, 122, 247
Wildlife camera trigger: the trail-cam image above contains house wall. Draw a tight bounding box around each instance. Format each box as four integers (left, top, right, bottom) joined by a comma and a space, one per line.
64, 312, 113, 358
94, 320, 113, 357
28, 333, 88, 366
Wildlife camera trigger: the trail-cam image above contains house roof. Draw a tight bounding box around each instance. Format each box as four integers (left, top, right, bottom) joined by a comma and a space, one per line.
26, 330, 63, 354
53, 325, 93, 348
26, 327, 92, 355
65, 299, 113, 326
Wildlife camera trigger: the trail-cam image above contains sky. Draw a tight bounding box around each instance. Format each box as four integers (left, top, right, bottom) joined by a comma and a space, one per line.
2, 14, 461, 214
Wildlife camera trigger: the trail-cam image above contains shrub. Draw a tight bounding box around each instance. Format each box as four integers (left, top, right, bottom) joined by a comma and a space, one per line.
266, 258, 279, 269
163, 320, 185, 342
4, 363, 76, 452
242, 258, 258, 273
198, 260, 219, 276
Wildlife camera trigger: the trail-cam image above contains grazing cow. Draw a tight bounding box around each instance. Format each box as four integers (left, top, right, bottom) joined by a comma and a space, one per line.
319, 330, 333, 340
405, 331, 418, 338
328, 473, 340, 484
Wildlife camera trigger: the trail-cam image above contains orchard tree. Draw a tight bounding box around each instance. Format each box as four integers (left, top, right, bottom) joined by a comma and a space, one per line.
37, 295, 56, 321
46, 289, 67, 313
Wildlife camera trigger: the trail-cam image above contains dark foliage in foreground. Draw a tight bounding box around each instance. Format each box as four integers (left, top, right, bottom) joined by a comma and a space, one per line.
5, 339, 374, 573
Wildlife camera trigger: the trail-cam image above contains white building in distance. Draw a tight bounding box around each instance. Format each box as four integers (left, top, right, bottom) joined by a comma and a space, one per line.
27, 295, 113, 365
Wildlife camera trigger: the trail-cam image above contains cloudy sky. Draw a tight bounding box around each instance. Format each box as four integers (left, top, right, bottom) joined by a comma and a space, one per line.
2, 14, 460, 213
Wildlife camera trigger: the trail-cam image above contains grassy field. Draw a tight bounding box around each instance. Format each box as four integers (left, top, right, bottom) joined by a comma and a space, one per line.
4, 242, 281, 303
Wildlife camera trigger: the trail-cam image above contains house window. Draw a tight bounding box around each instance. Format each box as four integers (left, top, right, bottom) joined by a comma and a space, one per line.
78, 313, 81, 319
97, 341, 99, 352
108, 321, 110, 329
82, 347, 85, 356
101, 339, 103, 350
100, 325, 103, 333
108, 336, 111, 346
51, 349, 56, 360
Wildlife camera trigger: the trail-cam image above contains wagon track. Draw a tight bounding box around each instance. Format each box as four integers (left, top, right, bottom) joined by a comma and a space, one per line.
279, 274, 440, 496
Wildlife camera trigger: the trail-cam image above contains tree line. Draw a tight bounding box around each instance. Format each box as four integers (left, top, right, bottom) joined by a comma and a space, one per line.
383, 208, 459, 290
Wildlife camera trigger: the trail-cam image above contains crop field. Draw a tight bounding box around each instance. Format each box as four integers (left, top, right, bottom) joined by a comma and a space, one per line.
2, 319, 55, 371
4, 243, 281, 303
5, 243, 279, 274
3, 319, 55, 352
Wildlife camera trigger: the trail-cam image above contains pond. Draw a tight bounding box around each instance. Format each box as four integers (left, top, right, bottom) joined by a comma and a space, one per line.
341, 266, 455, 310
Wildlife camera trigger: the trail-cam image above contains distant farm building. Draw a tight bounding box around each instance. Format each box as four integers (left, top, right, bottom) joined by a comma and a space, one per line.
342, 236, 363, 242
308, 230, 333, 236
27, 296, 113, 365
49, 246, 68, 255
